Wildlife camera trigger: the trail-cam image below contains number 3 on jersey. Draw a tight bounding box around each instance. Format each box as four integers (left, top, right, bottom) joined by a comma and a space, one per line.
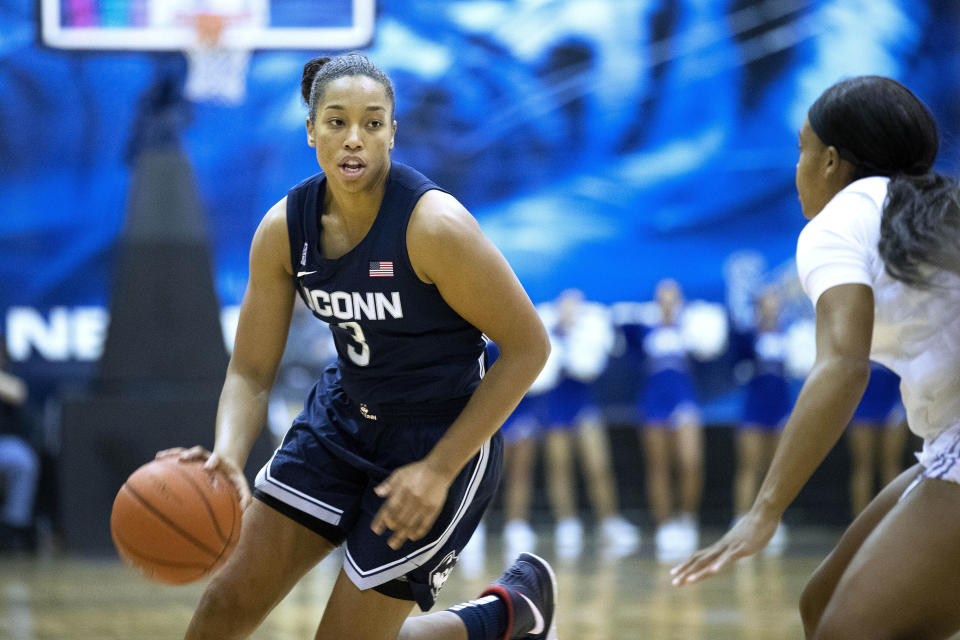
338, 321, 370, 366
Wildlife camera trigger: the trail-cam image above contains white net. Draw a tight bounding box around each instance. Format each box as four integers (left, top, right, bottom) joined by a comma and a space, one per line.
184, 40, 252, 105
179, 3, 264, 106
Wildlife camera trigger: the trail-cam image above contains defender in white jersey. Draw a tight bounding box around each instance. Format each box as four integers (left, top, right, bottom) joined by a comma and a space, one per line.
672, 76, 960, 639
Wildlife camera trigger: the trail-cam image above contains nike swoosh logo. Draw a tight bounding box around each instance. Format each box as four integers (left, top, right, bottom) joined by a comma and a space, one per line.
517, 591, 544, 635
297, 271, 317, 278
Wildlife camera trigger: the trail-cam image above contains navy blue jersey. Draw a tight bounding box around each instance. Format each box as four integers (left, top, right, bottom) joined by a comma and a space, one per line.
286, 162, 485, 408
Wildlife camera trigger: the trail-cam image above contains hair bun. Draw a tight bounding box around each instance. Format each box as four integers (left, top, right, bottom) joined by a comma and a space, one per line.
301, 57, 332, 104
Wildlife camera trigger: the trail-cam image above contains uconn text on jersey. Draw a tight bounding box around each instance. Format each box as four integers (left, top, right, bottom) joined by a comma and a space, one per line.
301, 287, 404, 321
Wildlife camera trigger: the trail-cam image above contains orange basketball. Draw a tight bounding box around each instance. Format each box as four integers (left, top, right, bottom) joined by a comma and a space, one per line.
110, 457, 242, 585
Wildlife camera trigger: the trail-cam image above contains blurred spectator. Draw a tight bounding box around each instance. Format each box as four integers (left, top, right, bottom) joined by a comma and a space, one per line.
635, 279, 704, 562
0, 339, 39, 553
846, 363, 908, 517
733, 288, 790, 555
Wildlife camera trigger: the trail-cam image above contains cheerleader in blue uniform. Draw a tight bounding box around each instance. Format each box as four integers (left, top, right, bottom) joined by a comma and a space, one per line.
638, 279, 703, 562
733, 289, 791, 554
539, 290, 639, 561
846, 362, 907, 516
460, 339, 557, 574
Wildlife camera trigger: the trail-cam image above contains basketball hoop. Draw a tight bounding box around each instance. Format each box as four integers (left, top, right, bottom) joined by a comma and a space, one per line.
182, 10, 252, 106
193, 12, 229, 46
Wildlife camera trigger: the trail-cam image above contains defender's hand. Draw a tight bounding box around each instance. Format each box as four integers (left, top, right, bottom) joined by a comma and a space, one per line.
670, 510, 779, 586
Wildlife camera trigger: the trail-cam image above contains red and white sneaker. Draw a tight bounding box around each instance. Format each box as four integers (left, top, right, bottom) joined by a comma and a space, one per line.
481, 552, 558, 640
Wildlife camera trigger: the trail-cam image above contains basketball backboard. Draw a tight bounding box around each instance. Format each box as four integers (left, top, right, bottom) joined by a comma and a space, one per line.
40, 0, 375, 51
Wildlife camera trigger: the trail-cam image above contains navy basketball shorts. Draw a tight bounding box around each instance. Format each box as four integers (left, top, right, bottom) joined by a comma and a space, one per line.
253, 378, 503, 611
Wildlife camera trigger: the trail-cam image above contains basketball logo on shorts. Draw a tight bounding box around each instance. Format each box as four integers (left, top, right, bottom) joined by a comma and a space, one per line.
429, 550, 459, 598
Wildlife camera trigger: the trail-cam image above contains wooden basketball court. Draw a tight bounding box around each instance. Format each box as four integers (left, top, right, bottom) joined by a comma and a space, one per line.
1, 526, 845, 640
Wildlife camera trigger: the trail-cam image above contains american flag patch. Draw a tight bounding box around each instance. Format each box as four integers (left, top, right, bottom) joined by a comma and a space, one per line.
369, 260, 394, 277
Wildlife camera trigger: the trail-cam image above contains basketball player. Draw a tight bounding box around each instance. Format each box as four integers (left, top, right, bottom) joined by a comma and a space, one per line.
161, 53, 557, 640
672, 76, 960, 638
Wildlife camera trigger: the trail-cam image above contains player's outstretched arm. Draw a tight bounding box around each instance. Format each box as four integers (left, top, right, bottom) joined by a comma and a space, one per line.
157, 199, 295, 509
671, 283, 874, 586
370, 190, 550, 550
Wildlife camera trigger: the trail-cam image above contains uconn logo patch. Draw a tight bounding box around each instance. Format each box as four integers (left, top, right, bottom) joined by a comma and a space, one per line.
429, 550, 459, 598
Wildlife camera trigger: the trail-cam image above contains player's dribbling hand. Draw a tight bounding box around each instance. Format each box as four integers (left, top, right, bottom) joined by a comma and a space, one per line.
155, 446, 252, 510
371, 460, 451, 550
670, 510, 779, 586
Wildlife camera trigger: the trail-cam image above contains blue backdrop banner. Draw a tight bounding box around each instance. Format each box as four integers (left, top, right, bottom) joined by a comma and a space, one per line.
2, 0, 958, 409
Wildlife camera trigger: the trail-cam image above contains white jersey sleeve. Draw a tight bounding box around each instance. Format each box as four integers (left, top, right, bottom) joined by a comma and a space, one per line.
795, 190, 881, 306
793, 176, 960, 442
